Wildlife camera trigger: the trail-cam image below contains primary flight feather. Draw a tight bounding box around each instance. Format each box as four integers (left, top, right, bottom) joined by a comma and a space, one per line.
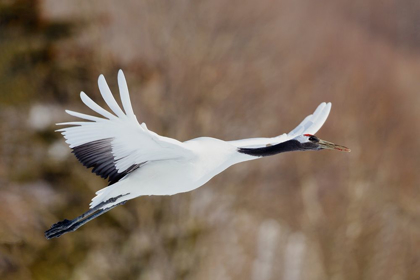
46, 70, 350, 239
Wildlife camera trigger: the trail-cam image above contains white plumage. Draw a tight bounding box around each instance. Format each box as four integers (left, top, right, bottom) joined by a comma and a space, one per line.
46, 70, 349, 239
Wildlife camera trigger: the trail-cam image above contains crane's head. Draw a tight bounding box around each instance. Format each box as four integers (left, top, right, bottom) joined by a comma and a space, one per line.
299, 134, 351, 152
237, 133, 350, 157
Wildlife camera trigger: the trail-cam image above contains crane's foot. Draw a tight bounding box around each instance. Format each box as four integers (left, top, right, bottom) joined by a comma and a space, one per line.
44, 219, 73, 238
45, 221, 80, 239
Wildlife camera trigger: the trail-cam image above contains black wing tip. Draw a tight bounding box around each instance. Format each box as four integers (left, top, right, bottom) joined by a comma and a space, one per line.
71, 138, 144, 186
72, 138, 119, 182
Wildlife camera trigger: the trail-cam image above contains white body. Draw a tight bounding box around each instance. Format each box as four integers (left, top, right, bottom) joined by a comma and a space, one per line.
91, 138, 252, 208
58, 71, 332, 210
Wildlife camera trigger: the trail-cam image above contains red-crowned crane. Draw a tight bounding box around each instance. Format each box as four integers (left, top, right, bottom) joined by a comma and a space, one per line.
45, 70, 350, 239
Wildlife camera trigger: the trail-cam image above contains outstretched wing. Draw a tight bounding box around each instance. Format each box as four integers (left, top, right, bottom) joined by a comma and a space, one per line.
228, 102, 332, 148
57, 70, 194, 185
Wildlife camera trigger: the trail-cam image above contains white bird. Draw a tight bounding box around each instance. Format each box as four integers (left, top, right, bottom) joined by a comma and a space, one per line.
45, 70, 350, 239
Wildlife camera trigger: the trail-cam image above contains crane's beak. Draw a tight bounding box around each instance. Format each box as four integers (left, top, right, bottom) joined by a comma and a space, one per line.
318, 139, 351, 152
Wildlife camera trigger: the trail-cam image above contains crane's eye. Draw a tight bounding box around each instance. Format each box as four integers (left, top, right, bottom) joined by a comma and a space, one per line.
309, 136, 319, 142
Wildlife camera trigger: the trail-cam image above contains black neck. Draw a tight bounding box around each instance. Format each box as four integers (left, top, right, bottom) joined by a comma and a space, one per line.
238, 140, 309, 157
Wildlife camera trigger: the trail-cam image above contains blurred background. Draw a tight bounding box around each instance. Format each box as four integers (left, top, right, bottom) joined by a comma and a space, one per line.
1, 0, 420, 279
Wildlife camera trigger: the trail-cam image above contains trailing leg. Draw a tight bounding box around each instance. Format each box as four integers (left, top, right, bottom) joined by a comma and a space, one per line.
45, 194, 127, 239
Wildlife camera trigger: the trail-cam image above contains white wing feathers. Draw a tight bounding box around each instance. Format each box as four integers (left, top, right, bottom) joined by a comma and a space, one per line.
57, 70, 193, 184
288, 102, 331, 136
57, 70, 331, 184
117, 71, 135, 117
228, 102, 332, 148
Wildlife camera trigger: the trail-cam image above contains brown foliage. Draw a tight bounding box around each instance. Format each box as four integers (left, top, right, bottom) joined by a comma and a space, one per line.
1, 0, 420, 279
